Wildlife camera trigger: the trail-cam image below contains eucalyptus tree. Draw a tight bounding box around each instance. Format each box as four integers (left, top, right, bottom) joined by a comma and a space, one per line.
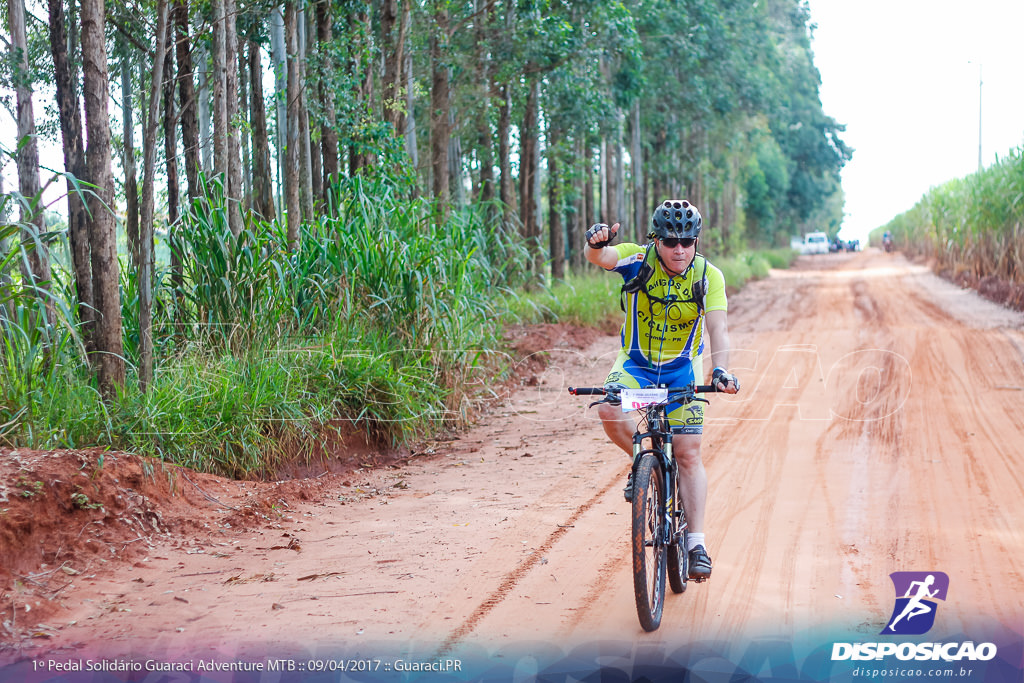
284, 0, 300, 247
246, 21, 275, 221
119, 49, 139, 265
138, 0, 171, 390
47, 0, 94, 346
81, 0, 127, 393
428, 0, 451, 212
315, 0, 340, 191
762, 0, 850, 239
6, 0, 56, 325
174, 0, 200, 203
297, 4, 314, 214
223, 0, 243, 235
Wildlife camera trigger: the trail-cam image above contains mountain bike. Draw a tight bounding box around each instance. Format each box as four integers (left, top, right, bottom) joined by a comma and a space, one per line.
568, 383, 718, 632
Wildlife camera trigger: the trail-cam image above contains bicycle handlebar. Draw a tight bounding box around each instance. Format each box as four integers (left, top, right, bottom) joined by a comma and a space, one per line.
567, 387, 607, 395
568, 384, 720, 396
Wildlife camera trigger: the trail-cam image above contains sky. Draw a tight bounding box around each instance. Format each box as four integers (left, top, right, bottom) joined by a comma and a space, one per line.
804, 0, 1024, 242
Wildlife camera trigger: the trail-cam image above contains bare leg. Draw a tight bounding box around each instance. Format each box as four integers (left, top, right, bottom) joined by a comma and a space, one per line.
673, 433, 706, 534
597, 403, 635, 455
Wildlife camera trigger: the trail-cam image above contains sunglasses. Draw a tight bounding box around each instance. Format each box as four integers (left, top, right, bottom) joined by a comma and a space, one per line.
660, 237, 697, 249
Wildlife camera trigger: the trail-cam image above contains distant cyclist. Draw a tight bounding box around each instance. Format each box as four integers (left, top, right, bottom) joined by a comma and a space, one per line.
584, 199, 740, 580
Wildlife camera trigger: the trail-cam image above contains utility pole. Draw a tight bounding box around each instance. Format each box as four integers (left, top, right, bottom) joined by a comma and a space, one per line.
977, 63, 983, 172
968, 60, 983, 172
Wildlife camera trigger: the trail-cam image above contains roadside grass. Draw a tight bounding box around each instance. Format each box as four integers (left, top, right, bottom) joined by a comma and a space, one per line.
1, 177, 529, 477
1, 172, 795, 478
506, 246, 795, 327
501, 269, 622, 327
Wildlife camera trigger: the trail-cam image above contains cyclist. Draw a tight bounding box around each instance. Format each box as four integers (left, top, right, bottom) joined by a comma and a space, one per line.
584, 199, 740, 580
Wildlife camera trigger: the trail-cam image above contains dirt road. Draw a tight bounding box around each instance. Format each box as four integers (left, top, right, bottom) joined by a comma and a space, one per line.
4, 249, 1024, 680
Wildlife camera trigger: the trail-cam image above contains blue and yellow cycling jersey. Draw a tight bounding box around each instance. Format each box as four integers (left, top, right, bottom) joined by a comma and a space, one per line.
608, 242, 727, 373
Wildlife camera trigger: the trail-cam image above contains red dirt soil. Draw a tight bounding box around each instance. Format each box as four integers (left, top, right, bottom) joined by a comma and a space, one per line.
2, 250, 1023, 677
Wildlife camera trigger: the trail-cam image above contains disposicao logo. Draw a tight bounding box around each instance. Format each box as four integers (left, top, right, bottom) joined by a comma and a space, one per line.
881, 571, 948, 635
832, 570, 998, 663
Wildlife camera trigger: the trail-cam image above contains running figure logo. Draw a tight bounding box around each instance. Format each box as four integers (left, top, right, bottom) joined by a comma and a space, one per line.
881, 572, 949, 635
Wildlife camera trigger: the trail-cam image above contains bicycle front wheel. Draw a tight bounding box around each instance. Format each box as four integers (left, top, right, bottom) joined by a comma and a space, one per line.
632, 454, 667, 632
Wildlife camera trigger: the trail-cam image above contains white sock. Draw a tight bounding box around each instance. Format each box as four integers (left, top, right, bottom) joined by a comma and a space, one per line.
687, 533, 706, 552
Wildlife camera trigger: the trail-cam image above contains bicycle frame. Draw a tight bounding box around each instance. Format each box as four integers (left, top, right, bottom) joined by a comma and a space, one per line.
631, 403, 680, 558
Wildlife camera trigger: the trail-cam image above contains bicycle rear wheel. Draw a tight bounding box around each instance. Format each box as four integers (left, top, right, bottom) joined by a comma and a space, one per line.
632, 454, 666, 632
667, 470, 688, 594
668, 524, 688, 594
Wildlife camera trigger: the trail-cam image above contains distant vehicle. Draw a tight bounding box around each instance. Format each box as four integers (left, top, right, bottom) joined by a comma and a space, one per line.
804, 232, 829, 255
882, 231, 893, 253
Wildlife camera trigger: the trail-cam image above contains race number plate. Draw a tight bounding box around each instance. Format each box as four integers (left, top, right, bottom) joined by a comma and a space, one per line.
620, 388, 668, 412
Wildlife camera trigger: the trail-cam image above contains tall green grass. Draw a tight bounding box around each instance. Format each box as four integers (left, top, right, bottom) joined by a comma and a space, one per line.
501, 269, 622, 327
1, 175, 531, 477
878, 145, 1024, 282
506, 246, 793, 326
2, 170, 794, 477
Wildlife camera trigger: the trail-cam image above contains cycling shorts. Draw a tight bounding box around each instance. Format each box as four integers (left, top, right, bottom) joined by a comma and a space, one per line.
603, 350, 705, 435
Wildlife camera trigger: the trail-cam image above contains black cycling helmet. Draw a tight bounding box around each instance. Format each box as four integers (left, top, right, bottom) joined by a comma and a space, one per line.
650, 199, 702, 240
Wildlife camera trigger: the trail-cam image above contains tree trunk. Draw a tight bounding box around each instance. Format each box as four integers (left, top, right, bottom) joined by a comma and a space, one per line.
223, 0, 242, 235
381, 0, 407, 138
164, 20, 180, 230
138, 0, 171, 391
297, 7, 314, 217
121, 59, 140, 269
473, 0, 495, 209
211, 0, 227, 184
175, 0, 200, 202
315, 0, 338, 193
302, 7, 320, 211
614, 113, 625, 233
284, 0, 301, 248
8, 0, 55, 324
403, 42, 417, 169
81, 0, 126, 394
162, 23, 181, 324
548, 126, 564, 281
599, 136, 608, 222
569, 136, 586, 272
448, 98, 465, 207
0, 170, 11, 318
429, 3, 451, 213
249, 39, 275, 221
584, 141, 594, 238
237, 36, 251, 214
651, 128, 666, 208
631, 101, 644, 242
47, 0, 94, 348
196, 43, 212, 173
518, 77, 538, 250
497, 82, 512, 226
347, 8, 374, 175
270, 6, 287, 214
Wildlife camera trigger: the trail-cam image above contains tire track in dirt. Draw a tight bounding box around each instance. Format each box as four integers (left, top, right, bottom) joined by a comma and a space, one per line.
558, 549, 624, 635
434, 460, 625, 655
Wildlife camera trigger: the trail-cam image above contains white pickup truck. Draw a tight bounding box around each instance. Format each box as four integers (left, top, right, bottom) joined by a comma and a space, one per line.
803, 231, 829, 255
